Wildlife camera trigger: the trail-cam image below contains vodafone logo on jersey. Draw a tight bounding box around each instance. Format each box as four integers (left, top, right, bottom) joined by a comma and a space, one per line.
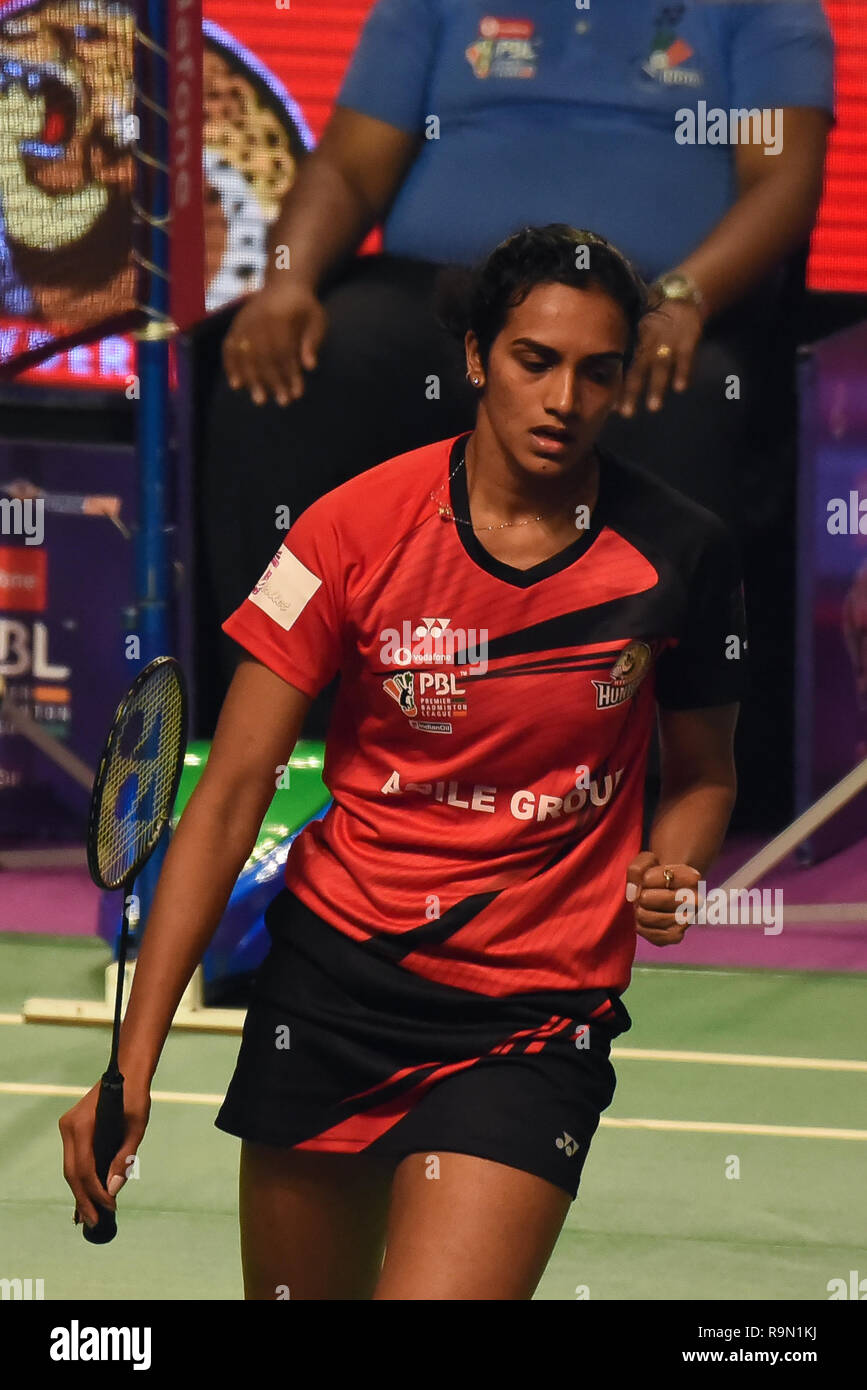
379, 618, 488, 671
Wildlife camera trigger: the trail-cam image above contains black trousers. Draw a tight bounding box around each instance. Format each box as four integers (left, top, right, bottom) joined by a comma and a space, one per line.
202, 254, 796, 826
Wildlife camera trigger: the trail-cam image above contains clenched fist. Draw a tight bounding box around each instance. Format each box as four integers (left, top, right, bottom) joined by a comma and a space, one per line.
625, 851, 702, 947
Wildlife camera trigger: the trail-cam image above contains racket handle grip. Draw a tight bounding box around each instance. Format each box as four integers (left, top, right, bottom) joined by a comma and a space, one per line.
83, 1072, 125, 1246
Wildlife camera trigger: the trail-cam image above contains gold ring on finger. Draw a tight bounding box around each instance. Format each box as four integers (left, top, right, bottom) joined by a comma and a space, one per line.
663, 867, 675, 889
655, 344, 673, 360
236, 339, 251, 352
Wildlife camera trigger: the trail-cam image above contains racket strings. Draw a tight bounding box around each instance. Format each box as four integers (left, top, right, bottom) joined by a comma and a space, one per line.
93, 663, 186, 889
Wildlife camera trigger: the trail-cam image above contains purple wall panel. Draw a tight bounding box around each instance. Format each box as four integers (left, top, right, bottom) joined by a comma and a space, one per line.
796, 320, 867, 862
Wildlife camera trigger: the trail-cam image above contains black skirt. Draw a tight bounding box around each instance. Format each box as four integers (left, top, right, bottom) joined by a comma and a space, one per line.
215, 889, 631, 1200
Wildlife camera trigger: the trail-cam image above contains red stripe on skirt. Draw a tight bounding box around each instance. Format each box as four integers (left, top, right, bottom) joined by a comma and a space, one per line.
294, 1013, 572, 1153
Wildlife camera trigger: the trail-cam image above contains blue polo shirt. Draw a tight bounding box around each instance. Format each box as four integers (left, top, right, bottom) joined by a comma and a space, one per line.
337, 0, 834, 278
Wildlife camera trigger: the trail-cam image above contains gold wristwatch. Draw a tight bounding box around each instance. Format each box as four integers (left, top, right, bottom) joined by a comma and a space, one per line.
653, 271, 705, 312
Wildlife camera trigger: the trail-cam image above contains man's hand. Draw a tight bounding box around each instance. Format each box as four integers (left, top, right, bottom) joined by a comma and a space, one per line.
626, 852, 702, 947
222, 281, 327, 408
616, 299, 705, 418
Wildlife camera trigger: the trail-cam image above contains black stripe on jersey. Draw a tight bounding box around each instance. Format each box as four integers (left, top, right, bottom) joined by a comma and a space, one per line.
370, 650, 617, 681
460, 658, 621, 684
454, 594, 675, 664
361, 889, 500, 962
480, 649, 619, 670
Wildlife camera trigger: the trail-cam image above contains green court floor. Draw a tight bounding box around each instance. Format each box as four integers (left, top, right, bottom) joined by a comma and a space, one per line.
1, 932, 864, 1300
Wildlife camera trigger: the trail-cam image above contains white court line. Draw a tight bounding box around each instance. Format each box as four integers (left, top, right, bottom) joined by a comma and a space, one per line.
782, 903, 867, 922
631, 966, 856, 978
602, 1117, 867, 1140
9, 1010, 867, 1072
633, 967, 747, 976
7, 1011, 866, 1072
1, 1081, 864, 1140
612, 1048, 867, 1072
0, 1081, 224, 1105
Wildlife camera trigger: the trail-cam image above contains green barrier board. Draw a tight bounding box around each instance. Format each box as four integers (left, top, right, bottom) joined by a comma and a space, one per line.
172, 738, 330, 866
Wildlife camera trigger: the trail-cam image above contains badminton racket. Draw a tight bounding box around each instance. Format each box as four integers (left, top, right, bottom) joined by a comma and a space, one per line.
82, 655, 187, 1245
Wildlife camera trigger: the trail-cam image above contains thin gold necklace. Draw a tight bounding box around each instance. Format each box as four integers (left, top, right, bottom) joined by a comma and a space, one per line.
430, 442, 599, 532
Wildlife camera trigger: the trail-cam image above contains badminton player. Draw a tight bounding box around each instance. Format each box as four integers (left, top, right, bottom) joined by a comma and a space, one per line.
60, 225, 745, 1300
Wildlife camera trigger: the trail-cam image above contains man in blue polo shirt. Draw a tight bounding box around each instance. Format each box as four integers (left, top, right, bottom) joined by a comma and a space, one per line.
338, 1, 831, 279
203, 0, 833, 824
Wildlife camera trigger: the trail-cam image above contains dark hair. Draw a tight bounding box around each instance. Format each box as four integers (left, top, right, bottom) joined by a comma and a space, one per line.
436, 224, 652, 372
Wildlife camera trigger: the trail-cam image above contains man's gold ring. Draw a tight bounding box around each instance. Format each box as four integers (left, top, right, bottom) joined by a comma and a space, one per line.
655, 344, 673, 360
236, 338, 252, 352
663, 867, 675, 889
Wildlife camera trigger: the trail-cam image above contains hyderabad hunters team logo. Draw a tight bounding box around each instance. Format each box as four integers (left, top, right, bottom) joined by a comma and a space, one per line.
592, 640, 653, 710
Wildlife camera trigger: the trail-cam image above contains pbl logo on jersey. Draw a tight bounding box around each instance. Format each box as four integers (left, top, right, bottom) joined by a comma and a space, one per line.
466, 16, 539, 80
592, 641, 653, 710
383, 668, 468, 733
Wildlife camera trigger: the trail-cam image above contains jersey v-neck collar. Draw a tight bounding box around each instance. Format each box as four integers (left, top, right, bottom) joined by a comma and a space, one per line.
447, 432, 609, 589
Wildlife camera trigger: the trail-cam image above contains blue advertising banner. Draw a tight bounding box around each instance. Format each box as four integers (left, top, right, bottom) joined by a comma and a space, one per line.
0, 438, 138, 840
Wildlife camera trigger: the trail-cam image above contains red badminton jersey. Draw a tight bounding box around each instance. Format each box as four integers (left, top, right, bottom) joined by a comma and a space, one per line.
222, 434, 746, 997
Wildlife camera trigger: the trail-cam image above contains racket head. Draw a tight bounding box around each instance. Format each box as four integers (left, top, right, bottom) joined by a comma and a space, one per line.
87, 656, 188, 892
